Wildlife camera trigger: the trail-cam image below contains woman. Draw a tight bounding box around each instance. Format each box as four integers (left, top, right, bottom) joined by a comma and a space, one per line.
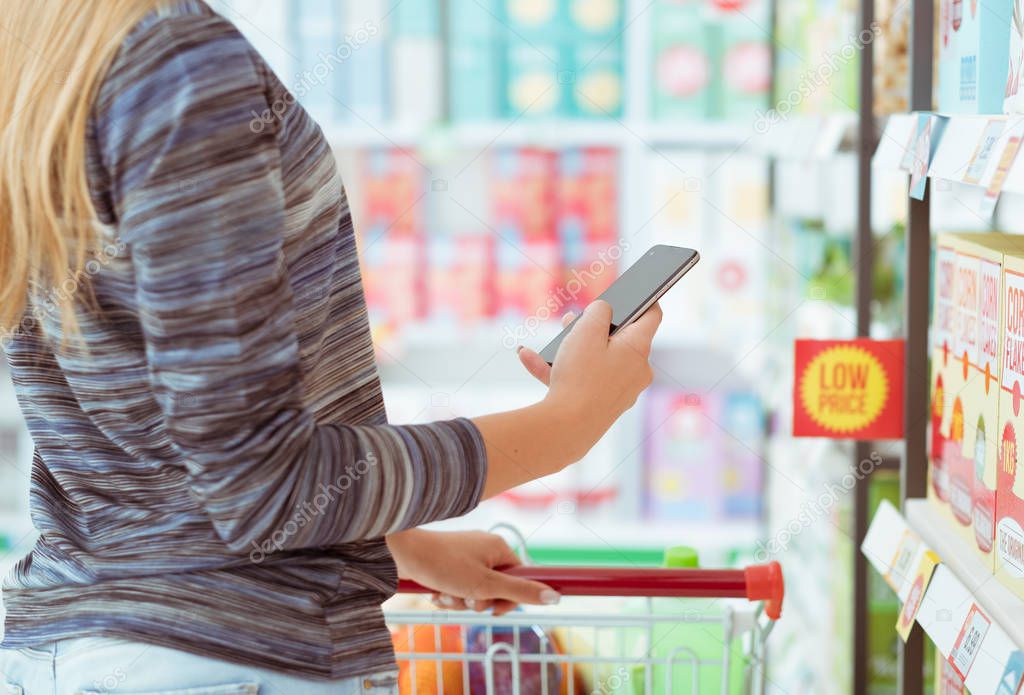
0, 1, 661, 693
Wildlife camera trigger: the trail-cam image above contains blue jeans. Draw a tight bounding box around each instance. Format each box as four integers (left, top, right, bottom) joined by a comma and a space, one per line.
0, 637, 398, 695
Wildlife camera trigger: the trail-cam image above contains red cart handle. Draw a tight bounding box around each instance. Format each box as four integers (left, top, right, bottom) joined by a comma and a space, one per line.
398, 561, 784, 620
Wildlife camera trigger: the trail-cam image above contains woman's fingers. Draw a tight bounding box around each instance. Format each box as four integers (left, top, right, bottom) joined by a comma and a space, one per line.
480, 570, 561, 607
614, 303, 663, 358
431, 593, 466, 610
465, 598, 496, 612
490, 599, 519, 616
517, 346, 552, 385
517, 312, 578, 386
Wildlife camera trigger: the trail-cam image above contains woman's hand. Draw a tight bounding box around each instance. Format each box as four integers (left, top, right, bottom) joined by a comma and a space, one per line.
472, 300, 662, 498
385, 529, 560, 616
518, 301, 661, 458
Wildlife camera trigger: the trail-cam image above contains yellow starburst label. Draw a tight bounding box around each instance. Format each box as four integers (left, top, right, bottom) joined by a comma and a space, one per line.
799, 345, 889, 434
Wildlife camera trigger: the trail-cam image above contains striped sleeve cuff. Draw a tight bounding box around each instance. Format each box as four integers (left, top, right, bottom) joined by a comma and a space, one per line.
391, 417, 488, 530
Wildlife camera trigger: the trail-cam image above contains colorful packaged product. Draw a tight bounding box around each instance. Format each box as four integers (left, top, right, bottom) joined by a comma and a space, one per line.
490, 148, 561, 318
505, 42, 566, 117
719, 391, 765, 518
501, 0, 567, 117
427, 235, 495, 326
997, 251, 1024, 597
361, 237, 426, 346
358, 149, 428, 342
937, 0, 1011, 114
719, 27, 771, 121
955, 235, 1010, 568
360, 148, 427, 241
565, 0, 621, 35
492, 148, 559, 243
345, 0, 390, 124
1007, 0, 1024, 112
643, 387, 764, 523
931, 234, 1020, 572
557, 148, 618, 244
494, 239, 561, 322
930, 239, 958, 507
651, 0, 713, 120
390, 0, 443, 125
557, 148, 620, 310
568, 39, 625, 118
644, 388, 721, 521
449, 0, 501, 120
565, 0, 624, 117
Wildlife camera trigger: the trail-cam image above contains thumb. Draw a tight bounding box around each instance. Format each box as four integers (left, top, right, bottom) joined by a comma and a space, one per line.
481, 570, 562, 606
567, 300, 613, 344
517, 345, 552, 385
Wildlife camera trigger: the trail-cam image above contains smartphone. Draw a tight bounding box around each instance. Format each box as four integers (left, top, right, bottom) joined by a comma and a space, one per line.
538, 245, 700, 365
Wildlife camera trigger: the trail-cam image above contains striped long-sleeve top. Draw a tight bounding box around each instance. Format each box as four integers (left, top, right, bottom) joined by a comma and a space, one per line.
0, 0, 488, 680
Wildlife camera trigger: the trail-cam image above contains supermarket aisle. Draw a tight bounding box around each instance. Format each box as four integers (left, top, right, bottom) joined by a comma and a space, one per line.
7, 0, 1024, 693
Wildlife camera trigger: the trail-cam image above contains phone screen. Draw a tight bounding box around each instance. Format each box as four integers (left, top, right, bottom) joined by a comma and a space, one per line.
538, 245, 699, 364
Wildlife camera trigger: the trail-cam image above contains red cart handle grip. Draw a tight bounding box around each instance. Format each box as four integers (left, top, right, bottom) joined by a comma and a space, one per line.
397, 561, 784, 620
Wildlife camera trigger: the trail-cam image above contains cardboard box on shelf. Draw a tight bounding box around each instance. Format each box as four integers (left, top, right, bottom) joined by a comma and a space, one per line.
931, 234, 1024, 574
651, 0, 714, 120
937, 0, 1011, 114
997, 252, 1024, 597
929, 239, 957, 509
719, 26, 771, 122
953, 236, 1004, 568
568, 39, 625, 118
565, 0, 624, 118
642, 387, 765, 522
1007, 0, 1024, 112
449, 0, 501, 121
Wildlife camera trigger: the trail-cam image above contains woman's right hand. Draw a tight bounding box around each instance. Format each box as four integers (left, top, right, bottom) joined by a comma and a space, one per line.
518, 300, 662, 460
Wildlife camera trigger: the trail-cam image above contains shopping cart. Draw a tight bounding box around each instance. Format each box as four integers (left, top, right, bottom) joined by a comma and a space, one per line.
386, 528, 784, 695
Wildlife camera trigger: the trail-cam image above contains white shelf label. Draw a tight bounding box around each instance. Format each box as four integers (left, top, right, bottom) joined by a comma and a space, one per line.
950, 604, 991, 681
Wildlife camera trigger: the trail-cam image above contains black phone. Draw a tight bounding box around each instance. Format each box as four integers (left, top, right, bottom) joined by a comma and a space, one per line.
538, 244, 700, 365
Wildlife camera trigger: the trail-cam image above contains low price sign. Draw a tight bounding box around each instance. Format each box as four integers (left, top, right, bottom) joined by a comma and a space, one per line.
793, 339, 905, 439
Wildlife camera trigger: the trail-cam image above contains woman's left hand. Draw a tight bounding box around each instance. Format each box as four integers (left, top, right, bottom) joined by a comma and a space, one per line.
385, 529, 560, 615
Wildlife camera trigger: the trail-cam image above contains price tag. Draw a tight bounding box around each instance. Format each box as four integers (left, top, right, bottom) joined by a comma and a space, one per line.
895, 549, 939, 641
793, 339, 904, 439
900, 113, 949, 200
949, 604, 992, 681
899, 122, 918, 172
886, 529, 921, 594
908, 115, 934, 199
980, 121, 1024, 215
963, 120, 1005, 185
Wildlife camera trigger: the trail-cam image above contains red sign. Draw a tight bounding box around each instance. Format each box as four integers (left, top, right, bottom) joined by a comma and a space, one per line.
793, 339, 905, 439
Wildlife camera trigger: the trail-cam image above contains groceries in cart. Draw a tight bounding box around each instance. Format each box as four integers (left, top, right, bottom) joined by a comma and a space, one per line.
391, 621, 570, 695
387, 532, 784, 695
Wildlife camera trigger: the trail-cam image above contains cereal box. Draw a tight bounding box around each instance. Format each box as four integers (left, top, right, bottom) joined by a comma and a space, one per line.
997, 250, 1024, 596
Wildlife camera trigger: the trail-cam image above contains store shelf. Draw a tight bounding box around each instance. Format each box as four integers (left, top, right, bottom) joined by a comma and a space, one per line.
324, 120, 760, 151
874, 112, 1024, 198
904, 499, 1024, 649
325, 116, 862, 160
863, 499, 1024, 693
752, 113, 858, 160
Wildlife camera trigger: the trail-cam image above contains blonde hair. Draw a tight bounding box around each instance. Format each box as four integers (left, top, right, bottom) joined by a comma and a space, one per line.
0, 0, 164, 343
